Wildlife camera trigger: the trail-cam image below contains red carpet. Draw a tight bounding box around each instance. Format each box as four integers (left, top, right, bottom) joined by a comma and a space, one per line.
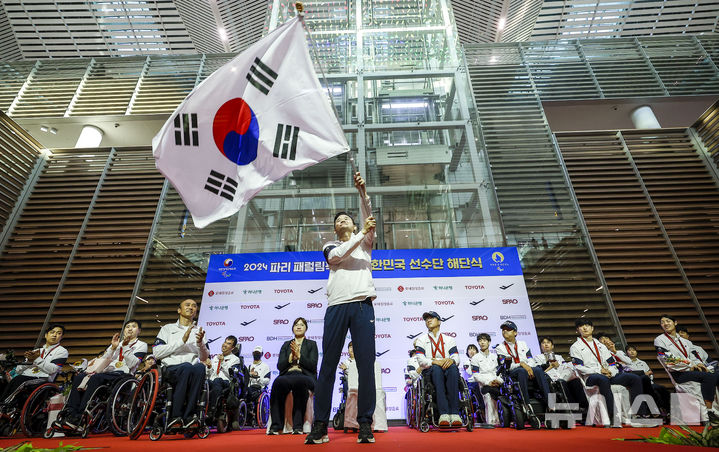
0, 426, 704, 451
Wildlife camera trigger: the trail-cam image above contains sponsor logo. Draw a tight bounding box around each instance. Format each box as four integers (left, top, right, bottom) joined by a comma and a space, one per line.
237, 336, 255, 342
440, 315, 455, 322
397, 285, 423, 292
375, 333, 391, 339
376, 350, 390, 357
308, 287, 322, 294
274, 303, 290, 310
381, 368, 391, 374
403, 317, 424, 322
275, 289, 293, 294
307, 318, 324, 324
208, 290, 233, 297
406, 332, 422, 340
208, 290, 214, 297
519, 332, 530, 336
465, 285, 485, 290
490, 251, 511, 272
374, 301, 393, 307
444, 332, 457, 338
434, 300, 455, 305
223, 258, 234, 267
500, 283, 514, 290
469, 331, 497, 337
500, 314, 527, 320
472, 315, 489, 321
273, 319, 289, 325
492, 252, 504, 263
240, 319, 257, 326
264, 352, 271, 359
205, 321, 226, 326
375, 287, 392, 292
307, 335, 322, 341
502, 299, 519, 305
307, 302, 323, 309
469, 299, 485, 306
387, 405, 399, 410
208, 305, 228, 311
266, 336, 293, 342
241, 304, 260, 309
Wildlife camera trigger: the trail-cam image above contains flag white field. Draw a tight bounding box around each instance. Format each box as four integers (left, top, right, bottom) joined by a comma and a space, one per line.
152, 17, 349, 228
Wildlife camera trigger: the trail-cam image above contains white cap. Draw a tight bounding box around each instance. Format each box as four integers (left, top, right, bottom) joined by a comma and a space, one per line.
253, 346, 263, 353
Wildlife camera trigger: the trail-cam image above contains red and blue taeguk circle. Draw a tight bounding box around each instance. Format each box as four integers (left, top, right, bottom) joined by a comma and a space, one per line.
212, 98, 259, 166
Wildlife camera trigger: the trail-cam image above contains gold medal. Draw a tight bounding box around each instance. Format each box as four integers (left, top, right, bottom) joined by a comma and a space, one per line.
115, 361, 124, 368
31, 368, 39, 373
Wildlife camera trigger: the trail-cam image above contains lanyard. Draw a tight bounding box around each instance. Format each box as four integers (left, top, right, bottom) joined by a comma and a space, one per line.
119, 340, 138, 362
41, 344, 60, 359
580, 337, 603, 365
664, 333, 688, 358
217, 356, 224, 374
504, 342, 520, 364
428, 334, 445, 358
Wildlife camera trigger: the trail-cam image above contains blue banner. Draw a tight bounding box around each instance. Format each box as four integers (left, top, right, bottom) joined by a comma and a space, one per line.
206, 247, 521, 282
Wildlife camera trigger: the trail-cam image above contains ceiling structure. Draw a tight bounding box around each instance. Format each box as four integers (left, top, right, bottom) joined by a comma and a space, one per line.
0, 0, 716, 61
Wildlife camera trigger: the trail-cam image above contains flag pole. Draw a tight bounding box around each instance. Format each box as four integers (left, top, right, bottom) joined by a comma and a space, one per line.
295, 1, 370, 214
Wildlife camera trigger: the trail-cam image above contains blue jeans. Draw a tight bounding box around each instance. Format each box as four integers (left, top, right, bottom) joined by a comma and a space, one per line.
429, 364, 459, 415
314, 299, 376, 424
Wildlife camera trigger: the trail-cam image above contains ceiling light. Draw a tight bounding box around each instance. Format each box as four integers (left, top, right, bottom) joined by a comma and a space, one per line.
497, 17, 506, 31
218, 27, 228, 41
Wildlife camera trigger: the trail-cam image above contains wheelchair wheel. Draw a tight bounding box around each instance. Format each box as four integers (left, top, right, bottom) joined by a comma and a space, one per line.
332, 410, 344, 431
43, 427, 54, 439
86, 385, 111, 434
107, 377, 137, 436
149, 424, 163, 441
513, 405, 525, 430
216, 410, 229, 433
419, 420, 430, 433
20, 383, 60, 437
128, 369, 159, 440
198, 425, 210, 439
256, 391, 269, 428
236, 399, 248, 429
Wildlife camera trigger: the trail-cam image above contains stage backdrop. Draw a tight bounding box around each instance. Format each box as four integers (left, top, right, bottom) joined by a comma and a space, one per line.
198, 247, 538, 420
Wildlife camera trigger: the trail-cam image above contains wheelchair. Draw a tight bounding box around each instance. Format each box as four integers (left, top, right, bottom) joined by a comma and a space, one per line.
209, 364, 248, 433
43, 374, 137, 438
404, 376, 418, 428
466, 380, 486, 425
495, 357, 545, 430
414, 367, 474, 432
126, 365, 210, 440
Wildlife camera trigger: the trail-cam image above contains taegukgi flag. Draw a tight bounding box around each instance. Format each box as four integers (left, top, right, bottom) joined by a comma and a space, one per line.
152, 17, 349, 228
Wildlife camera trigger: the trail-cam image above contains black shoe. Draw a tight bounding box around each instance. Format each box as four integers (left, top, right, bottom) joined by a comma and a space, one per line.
267, 424, 281, 435
184, 415, 200, 429
357, 422, 375, 444
304, 421, 328, 444
293, 427, 303, 434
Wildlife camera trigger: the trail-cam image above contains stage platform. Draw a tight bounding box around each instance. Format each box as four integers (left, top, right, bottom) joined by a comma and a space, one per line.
0, 425, 703, 451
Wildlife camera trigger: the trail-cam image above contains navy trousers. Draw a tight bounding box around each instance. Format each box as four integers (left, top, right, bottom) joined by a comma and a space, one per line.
314, 299, 376, 425
429, 364, 460, 415
672, 370, 719, 402
585, 372, 642, 421
208, 378, 229, 411
164, 362, 206, 419
66, 371, 124, 416
509, 366, 551, 406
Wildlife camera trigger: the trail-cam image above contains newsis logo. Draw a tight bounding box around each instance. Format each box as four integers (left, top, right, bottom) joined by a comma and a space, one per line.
206, 321, 226, 326
490, 251, 511, 272
241, 304, 260, 310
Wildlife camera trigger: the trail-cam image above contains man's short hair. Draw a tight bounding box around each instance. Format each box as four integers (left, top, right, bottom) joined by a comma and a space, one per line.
124, 319, 142, 329
46, 323, 65, 335
676, 326, 689, 334
333, 211, 355, 226
226, 335, 238, 347
476, 333, 491, 343
574, 318, 593, 328
466, 344, 478, 358
539, 336, 553, 345
659, 314, 677, 322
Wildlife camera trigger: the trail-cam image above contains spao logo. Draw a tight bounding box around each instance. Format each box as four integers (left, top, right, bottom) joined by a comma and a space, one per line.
223, 258, 234, 267
381, 368, 391, 374
472, 315, 488, 321
502, 299, 519, 304
273, 319, 289, 325
237, 336, 255, 342
307, 303, 323, 309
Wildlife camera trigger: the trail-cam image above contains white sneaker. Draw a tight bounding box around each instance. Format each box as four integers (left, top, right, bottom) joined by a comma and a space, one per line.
450, 414, 463, 427
438, 414, 450, 426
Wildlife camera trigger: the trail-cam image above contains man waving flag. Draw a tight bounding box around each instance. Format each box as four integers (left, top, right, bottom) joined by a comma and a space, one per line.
153, 16, 349, 228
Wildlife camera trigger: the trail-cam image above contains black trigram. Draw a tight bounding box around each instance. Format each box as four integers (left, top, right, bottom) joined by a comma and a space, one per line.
246, 58, 278, 95
174, 113, 199, 146
273, 124, 299, 161
204, 170, 238, 201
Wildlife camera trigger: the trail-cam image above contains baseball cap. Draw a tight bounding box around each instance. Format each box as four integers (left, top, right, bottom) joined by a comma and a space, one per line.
422, 311, 441, 321
500, 320, 517, 331
253, 346, 263, 353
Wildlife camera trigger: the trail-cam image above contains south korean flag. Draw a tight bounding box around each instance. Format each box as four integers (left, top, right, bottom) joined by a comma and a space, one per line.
152, 17, 349, 228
